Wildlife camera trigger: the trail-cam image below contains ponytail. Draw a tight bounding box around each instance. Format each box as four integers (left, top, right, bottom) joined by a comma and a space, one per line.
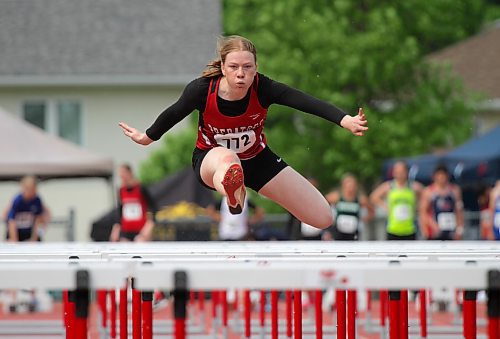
202, 59, 222, 77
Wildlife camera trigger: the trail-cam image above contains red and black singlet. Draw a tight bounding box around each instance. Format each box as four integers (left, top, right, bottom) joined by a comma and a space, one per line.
145, 72, 348, 144
196, 75, 267, 160
119, 184, 148, 232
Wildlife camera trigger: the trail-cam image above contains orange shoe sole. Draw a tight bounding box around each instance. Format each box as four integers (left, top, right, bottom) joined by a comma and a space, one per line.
221, 164, 245, 214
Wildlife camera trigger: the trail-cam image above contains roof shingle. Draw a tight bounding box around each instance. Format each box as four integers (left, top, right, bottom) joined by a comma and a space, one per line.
0, 0, 221, 84
427, 22, 500, 98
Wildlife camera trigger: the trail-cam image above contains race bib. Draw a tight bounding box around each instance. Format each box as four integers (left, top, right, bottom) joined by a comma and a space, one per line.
123, 203, 142, 221
14, 212, 35, 229
336, 215, 358, 233
394, 204, 411, 221
214, 131, 256, 154
494, 213, 500, 229
437, 212, 456, 231
301, 222, 322, 237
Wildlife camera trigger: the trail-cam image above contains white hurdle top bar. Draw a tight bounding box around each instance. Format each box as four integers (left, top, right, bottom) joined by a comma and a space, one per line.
0, 241, 498, 291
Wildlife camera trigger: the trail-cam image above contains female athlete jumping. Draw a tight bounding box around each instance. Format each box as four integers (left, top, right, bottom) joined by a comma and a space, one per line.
120, 35, 367, 229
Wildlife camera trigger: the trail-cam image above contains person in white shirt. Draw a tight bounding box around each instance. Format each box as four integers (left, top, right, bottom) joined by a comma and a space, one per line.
207, 195, 264, 240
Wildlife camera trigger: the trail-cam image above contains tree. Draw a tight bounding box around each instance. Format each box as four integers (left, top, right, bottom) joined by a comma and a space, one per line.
139, 126, 197, 185
223, 0, 484, 191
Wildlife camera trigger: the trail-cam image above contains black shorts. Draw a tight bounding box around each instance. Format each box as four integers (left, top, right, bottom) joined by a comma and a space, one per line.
430, 231, 454, 241
386, 232, 417, 241
120, 231, 139, 241
192, 146, 288, 192
5, 229, 32, 242
332, 227, 358, 241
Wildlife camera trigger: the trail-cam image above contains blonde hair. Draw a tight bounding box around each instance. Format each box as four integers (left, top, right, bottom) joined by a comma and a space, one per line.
202, 35, 257, 78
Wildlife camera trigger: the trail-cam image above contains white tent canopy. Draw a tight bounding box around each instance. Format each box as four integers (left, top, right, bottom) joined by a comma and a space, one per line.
0, 107, 113, 180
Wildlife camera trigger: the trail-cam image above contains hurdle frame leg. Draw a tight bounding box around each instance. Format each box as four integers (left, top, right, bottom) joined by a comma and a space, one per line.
271, 290, 279, 339
173, 271, 189, 339
119, 280, 128, 339
243, 290, 251, 339
286, 290, 293, 338
294, 290, 302, 339
400, 290, 408, 339
388, 290, 401, 339
487, 270, 500, 339
142, 291, 153, 339
463, 290, 477, 339
336, 289, 346, 339
419, 289, 427, 338
315, 290, 323, 339
131, 278, 141, 339
110, 289, 117, 339
74, 270, 90, 339
66, 290, 76, 339
347, 290, 356, 339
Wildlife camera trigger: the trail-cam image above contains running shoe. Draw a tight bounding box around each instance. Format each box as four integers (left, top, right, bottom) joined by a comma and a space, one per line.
221, 163, 245, 214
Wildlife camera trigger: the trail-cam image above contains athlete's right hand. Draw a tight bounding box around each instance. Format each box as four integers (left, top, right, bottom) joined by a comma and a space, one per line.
119, 122, 153, 146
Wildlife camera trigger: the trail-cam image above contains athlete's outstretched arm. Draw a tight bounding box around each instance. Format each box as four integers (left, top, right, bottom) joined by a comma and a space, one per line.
119, 79, 202, 145
264, 77, 368, 136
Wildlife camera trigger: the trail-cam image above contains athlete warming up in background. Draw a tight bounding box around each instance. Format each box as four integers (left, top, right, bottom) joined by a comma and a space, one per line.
119, 35, 367, 229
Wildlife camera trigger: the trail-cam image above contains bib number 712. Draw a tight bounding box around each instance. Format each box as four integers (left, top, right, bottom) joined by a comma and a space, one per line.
214, 131, 256, 153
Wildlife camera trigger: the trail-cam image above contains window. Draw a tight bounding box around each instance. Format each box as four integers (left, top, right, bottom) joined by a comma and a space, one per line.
22, 101, 46, 130
21, 99, 83, 145
57, 101, 82, 145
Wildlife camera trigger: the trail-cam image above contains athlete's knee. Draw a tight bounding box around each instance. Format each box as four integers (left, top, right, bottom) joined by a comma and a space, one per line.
217, 149, 240, 166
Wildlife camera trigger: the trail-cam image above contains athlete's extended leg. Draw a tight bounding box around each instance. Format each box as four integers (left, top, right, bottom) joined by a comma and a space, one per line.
200, 147, 246, 214
258, 167, 333, 228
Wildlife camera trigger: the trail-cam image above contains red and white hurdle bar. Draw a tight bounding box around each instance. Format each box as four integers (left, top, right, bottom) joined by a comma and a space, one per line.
0, 241, 499, 338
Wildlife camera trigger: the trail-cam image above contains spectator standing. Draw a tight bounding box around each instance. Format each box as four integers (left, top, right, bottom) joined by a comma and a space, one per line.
110, 164, 156, 242
325, 173, 373, 241
370, 161, 424, 240
420, 164, 465, 240
206, 195, 265, 241
488, 180, 500, 240
5, 176, 45, 242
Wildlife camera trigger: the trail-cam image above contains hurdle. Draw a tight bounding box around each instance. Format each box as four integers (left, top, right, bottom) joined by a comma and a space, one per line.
0, 241, 499, 338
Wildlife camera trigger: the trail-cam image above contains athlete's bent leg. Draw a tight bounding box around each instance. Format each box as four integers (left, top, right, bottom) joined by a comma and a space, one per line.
258, 167, 333, 229
200, 147, 246, 213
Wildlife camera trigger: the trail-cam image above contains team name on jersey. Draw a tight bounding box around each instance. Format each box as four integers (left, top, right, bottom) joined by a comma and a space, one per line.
207, 118, 265, 135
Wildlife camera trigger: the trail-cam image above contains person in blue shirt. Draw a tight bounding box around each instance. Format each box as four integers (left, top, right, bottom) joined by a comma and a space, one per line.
6, 176, 44, 242
420, 164, 464, 240
487, 180, 500, 240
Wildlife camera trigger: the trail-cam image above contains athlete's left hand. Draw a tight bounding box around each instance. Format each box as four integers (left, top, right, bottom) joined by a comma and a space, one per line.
119, 122, 154, 146
340, 108, 368, 136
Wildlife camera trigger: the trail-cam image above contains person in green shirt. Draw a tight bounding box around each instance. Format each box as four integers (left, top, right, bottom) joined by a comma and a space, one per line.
370, 161, 424, 240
